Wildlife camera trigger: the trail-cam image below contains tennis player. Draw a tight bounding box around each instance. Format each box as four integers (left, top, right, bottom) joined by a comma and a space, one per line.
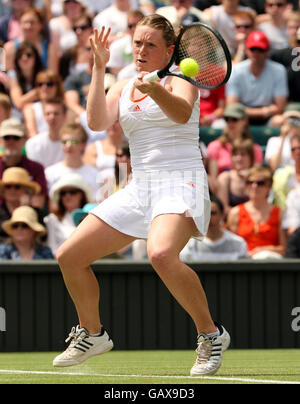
53, 14, 230, 376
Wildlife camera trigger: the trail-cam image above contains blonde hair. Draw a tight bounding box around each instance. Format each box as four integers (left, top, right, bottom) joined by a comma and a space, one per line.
59, 123, 88, 143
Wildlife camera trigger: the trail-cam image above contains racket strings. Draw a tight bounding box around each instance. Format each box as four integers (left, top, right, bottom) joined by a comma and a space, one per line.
178, 26, 228, 87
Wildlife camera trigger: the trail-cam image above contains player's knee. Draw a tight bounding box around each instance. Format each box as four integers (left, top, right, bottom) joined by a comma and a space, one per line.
56, 243, 73, 270
148, 246, 175, 273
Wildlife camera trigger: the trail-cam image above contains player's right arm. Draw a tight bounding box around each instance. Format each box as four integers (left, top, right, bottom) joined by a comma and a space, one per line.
87, 27, 127, 131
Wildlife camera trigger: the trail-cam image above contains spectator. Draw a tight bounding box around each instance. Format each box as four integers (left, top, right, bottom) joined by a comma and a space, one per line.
265, 105, 300, 171
8, 41, 44, 112
156, 0, 210, 30
45, 122, 99, 201
239, 0, 266, 14
23, 70, 64, 138
232, 10, 256, 65
203, 0, 255, 55
59, 13, 93, 80
257, 0, 289, 50
273, 132, 300, 209
0, 205, 53, 260
227, 165, 286, 259
64, 37, 94, 118
93, 0, 132, 44
0, 0, 35, 43
207, 103, 263, 176
226, 30, 288, 125
180, 194, 249, 261
285, 226, 300, 258
0, 94, 12, 124
270, 13, 300, 104
25, 98, 67, 168
217, 138, 254, 216
115, 140, 132, 192
49, 0, 87, 53
0, 118, 48, 209
4, 7, 58, 72
0, 166, 41, 241
44, 173, 93, 255
199, 85, 226, 128
283, 183, 300, 235
106, 9, 144, 77
84, 121, 124, 193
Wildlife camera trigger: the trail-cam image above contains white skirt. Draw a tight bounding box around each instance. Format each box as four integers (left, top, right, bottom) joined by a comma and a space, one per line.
90, 168, 211, 240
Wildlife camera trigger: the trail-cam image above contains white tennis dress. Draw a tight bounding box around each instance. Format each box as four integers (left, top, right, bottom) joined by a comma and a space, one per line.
90, 76, 211, 239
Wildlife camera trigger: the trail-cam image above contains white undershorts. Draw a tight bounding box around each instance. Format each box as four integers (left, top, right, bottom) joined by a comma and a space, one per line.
90, 169, 211, 240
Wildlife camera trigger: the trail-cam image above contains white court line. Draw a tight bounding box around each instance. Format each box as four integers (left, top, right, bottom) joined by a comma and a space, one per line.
0, 369, 299, 384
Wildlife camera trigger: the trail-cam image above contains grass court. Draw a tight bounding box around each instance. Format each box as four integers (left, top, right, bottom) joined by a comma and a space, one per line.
0, 349, 300, 384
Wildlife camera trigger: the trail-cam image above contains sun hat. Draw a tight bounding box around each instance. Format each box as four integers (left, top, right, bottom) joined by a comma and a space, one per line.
2, 205, 47, 236
0, 118, 25, 138
49, 173, 94, 204
72, 203, 98, 226
223, 103, 247, 119
246, 30, 270, 51
0, 167, 41, 194
283, 103, 300, 119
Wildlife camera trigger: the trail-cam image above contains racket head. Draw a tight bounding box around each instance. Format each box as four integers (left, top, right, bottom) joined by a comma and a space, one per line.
168, 23, 232, 90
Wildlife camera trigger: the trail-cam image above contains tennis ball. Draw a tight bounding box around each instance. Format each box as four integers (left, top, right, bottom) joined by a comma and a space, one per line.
179, 58, 199, 77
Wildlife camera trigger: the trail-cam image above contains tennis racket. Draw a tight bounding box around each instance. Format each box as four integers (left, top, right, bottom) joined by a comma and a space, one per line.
144, 23, 232, 90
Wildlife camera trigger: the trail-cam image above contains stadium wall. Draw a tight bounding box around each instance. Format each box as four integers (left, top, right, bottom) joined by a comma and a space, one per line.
0, 260, 300, 352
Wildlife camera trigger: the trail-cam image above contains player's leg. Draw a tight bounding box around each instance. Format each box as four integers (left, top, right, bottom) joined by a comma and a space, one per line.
147, 213, 230, 376
53, 214, 136, 367
56, 213, 136, 333
147, 213, 216, 334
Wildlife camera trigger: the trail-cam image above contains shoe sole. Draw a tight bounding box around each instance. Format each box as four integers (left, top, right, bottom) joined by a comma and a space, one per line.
53, 341, 114, 367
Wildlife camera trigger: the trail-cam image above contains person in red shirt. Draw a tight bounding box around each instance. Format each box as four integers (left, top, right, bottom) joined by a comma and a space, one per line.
226, 165, 286, 258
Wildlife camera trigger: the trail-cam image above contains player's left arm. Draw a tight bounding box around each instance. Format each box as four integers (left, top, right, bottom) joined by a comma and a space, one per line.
134, 74, 198, 124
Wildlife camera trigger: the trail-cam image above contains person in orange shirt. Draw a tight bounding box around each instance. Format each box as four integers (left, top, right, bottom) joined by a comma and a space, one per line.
226, 165, 287, 258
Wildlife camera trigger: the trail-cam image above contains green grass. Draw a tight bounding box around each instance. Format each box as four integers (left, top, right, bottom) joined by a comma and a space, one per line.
0, 350, 300, 384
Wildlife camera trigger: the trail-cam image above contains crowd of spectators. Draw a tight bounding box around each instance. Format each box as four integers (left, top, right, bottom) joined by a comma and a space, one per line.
0, 0, 299, 260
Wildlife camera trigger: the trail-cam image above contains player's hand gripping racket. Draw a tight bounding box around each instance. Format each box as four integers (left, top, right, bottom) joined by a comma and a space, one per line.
144, 23, 232, 90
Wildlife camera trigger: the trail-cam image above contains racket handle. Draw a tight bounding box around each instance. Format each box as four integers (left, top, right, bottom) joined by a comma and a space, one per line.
143, 70, 160, 82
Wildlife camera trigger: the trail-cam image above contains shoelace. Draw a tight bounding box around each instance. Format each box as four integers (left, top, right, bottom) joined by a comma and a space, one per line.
65, 327, 87, 349
195, 335, 213, 365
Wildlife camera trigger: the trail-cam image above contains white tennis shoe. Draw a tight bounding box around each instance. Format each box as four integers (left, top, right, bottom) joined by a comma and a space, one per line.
190, 323, 230, 376
53, 325, 114, 367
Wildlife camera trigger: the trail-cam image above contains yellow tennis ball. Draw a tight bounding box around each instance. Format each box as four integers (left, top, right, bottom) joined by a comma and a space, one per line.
179, 58, 199, 77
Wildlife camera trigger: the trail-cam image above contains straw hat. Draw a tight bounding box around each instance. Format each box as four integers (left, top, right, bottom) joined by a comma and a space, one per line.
49, 173, 93, 204
2, 206, 47, 236
0, 167, 41, 194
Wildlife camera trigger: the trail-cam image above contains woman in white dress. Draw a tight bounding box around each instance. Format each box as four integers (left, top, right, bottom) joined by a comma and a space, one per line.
53, 14, 230, 376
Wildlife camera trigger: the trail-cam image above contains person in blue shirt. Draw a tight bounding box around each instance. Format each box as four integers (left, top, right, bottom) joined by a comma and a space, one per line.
0, 205, 53, 260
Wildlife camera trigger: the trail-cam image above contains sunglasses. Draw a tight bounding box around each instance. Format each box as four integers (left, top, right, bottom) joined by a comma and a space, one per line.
235, 24, 253, 29
37, 81, 56, 88
12, 222, 30, 230
60, 189, 81, 197
246, 180, 267, 187
224, 117, 239, 122
4, 184, 23, 190
2, 135, 21, 141
248, 47, 267, 53
266, 2, 285, 7
20, 52, 34, 59
61, 139, 80, 145
73, 24, 91, 32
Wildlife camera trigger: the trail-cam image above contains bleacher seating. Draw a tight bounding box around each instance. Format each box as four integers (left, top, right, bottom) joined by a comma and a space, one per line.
199, 126, 281, 152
